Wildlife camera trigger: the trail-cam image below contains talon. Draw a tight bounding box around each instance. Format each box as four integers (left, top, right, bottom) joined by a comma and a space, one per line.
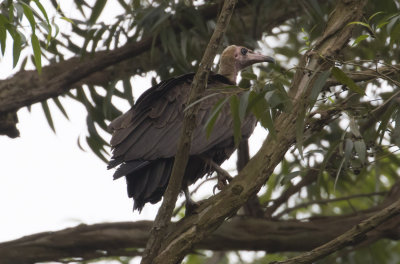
213, 184, 218, 195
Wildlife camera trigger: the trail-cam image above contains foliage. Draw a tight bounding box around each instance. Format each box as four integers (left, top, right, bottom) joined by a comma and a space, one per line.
1, 0, 400, 263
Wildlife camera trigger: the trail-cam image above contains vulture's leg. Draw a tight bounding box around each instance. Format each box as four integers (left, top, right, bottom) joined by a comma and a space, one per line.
201, 157, 233, 192
184, 186, 199, 214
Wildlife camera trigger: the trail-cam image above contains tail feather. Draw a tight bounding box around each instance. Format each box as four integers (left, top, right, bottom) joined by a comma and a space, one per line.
125, 159, 174, 211
113, 160, 150, 180
114, 156, 222, 211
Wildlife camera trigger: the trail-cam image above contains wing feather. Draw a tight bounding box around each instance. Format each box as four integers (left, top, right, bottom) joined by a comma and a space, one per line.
109, 73, 251, 164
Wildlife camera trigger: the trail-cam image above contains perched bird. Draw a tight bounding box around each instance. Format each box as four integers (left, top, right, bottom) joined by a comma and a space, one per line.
108, 45, 275, 211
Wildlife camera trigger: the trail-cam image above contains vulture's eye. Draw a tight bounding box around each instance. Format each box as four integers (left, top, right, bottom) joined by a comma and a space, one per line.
240, 48, 248, 56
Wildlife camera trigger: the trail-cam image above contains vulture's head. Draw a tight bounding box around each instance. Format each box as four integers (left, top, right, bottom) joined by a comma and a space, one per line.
218, 45, 275, 84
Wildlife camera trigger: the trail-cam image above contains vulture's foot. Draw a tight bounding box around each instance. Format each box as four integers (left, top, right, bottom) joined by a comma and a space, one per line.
213, 172, 233, 194
201, 157, 233, 193
184, 187, 200, 215
205, 159, 233, 193
185, 199, 200, 215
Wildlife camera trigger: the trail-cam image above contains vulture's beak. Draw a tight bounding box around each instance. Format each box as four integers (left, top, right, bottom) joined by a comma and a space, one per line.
247, 52, 275, 64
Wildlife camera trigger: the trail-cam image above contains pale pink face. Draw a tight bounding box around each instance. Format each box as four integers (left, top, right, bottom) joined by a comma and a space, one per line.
218, 45, 275, 83
233, 46, 275, 70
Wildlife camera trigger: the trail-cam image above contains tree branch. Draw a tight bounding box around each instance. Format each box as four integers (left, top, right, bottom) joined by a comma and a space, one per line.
273, 191, 387, 219
1, 198, 399, 264
324, 64, 400, 89
0, 0, 304, 137
0, 0, 302, 114
274, 196, 400, 264
140, 1, 238, 263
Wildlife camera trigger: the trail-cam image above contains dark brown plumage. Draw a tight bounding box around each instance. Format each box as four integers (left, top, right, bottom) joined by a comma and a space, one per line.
108, 45, 274, 211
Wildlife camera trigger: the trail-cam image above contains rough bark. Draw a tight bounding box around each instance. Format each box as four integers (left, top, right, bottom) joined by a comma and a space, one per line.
1, 199, 399, 264
238, 139, 264, 217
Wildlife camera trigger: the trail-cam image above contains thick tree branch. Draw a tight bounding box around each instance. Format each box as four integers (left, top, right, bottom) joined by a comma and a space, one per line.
0, 0, 301, 113
1, 196, 399, 264
141, 1, 237, 263
0, 0, 304, 137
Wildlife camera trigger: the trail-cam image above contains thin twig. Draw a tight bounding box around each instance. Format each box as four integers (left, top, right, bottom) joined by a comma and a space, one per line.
273, 191, 387, 219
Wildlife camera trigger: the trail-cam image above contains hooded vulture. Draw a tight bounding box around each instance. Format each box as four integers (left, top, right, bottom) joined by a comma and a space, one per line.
108, 45, 275, 211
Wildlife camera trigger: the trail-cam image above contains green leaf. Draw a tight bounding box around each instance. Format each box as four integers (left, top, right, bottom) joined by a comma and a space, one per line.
60, 16, 75, 24
354, 140, 366, 164
376, 21, 389, 29
77, 136, 86, 152
352, 34, 369, 46
41, 100, 55, 133
247, 90, 266, 113
205, 97, 230, 138
377, 104, 396, 144
389, 22, 400, 46
14, 3, 24, 21
123, 78, 134, 106
185, 93, 220, 112
241, 71, 258, 80
344, 138, 354, 164
249, 91, 275, 138
334, 157, 345, 192
8, 3, 14, 23
89, 0, 107, 24
368, 11, 384, 22
347, 21, 373, 31
12, 30, 21, 67
116, 0, 131, 12
393, 110, 400, 148
349, 117, 362, 138
53, 23, 60, 38
239, 91, 250, 122
230, 95, 242, 146
0, 25, 6, 55
331, 67, 365, 95
86, 136, 108, 163
103, 82, 116, 119
309, 70, 330, 105
133, 0, 140, 9
150, 12, 171, 32
31, 34, 42, 74
319, 140, 341, 177
280, 170, 302, 185
53, 97, 69, 120
21, 2, 36, 32
32, 0, 50, 24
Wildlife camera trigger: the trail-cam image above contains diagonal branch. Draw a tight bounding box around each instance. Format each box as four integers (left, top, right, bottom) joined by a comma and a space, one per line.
274, 197, 400, 264
140, 1, 238, 263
